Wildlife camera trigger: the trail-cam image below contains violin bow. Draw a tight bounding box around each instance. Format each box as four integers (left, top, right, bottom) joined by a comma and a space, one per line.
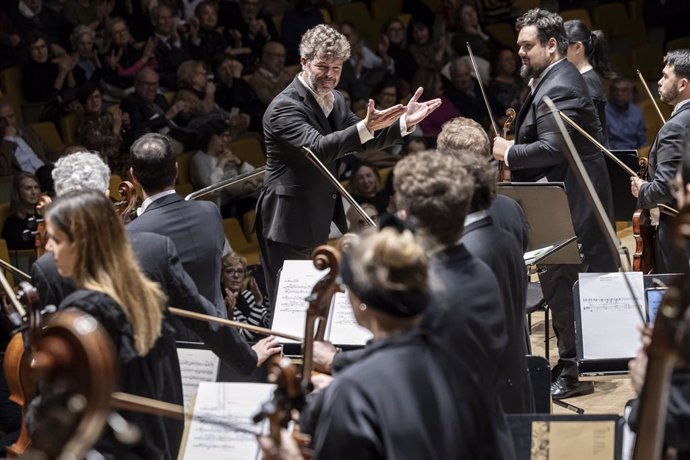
185, 167, 266, 201
636, 69, 666, 124
544, 96, 647, 325
557, 110, 678, 215
168, 307, 303, 341
466, 42, 499, 137
302, 147, 376, 228
0, 258, 31, 282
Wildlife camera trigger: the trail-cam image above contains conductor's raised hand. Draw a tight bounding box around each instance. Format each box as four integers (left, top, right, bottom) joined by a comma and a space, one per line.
404, 87, 442, 128
363, 99, 405, 133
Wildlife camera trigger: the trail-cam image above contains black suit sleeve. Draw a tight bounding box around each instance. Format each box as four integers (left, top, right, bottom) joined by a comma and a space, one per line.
30, 257, 64, 308
161, 237, 259, 374
637, 120, 686, 209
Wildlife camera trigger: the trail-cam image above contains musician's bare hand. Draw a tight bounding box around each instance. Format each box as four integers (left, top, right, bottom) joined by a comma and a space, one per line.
631, 176, 646, 198
363, 99, 405, 132
311, 372, 334, 392
628, 346, 648, 395
312, 340, 337, 374
258, 430, 303, 460
253, 335, 281, 366
404, 87, 442, 127
492, 136, 513, 161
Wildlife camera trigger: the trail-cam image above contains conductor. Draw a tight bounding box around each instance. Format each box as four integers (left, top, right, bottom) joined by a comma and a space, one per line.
256, 24, 441, 302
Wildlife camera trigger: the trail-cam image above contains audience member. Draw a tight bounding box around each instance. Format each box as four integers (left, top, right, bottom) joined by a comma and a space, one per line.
245, 41, 298, 107
347, 161, 391, 214
280, 0, 324, 65
214, 56, 266, 133
120, 67, 190, 149
345, 202, 379, 233
101, 17, 157, 94
450, 2, 494, 62
371, 79, 399, 110
69, 25, 103, 87
412, 66, 460, 137
0, 12, 24, 70
8, 0, 70, 46
221, 253, 271, 342
2, 172, 40, 250
444, 58, 489, 129
408, 19, 449, 71
60, 0, 111, 30
488, 48, 523, 126
75, 83, 128, 176
174, 60, 232, 131
223, 0, 280, 68
22, 32, 76, 105
0, 101, 58, 177
340, 22, 394, 94
188, 1, 249, 68
150, 4, 192, 90
382, 18, 417, 89
606, 77, 647, 150
190, 118, 260, 217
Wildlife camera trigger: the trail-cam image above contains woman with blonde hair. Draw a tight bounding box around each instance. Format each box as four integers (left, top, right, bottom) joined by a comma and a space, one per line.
43, 189, 182, 459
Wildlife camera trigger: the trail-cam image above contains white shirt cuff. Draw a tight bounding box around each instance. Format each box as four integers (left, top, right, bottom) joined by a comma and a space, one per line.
357, 120, 375, 143
400, 115, 414, 136
504, 145, 512, 167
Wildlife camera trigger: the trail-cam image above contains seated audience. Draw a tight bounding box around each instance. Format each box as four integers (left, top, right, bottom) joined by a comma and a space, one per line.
174, 60, 233, 131
412, 67, 460, 137
382, 18, 418, 85
408, 19, 449, 71
280, 0, 324, 65
214, 56, 266, 134
488, 47, 523, 126
2, 172, 40, 250
606, 77, 647, 150
450, 2, 494, 62
150, 4, 192, 91
347, 161, 391, 214
60, 0, 111, 30
70, 25, 103, 87
75, 83, 129, 176
188, 1, 250, 68
222, 0, 280, 68
221, 253, 271, 342
245, 41, 298, 107
101, 17, 156, 95
190, 118, 260, 216
346, 202, 379, 233
22, 32, 76, 106
0, 101, 58, 178
444, 58, 490, 129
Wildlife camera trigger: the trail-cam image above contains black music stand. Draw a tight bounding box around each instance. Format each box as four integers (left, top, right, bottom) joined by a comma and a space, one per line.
497, 183, 583, 266
605, 150, 640, 221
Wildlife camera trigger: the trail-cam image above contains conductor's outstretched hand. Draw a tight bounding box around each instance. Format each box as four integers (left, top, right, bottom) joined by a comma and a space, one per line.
363, 100, 405, 132
404, 87, 442, 127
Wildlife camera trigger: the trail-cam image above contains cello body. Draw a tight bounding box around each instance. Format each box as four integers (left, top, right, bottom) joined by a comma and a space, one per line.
633, 158, 656, 273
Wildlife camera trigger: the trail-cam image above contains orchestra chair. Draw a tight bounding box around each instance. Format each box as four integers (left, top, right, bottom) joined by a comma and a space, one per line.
0, 177, 13, 204
224, 217, 260, 264
631, 44, 665, 86
371, 0, 401, 24
639, 99, 667, 146
242, 209, 259, 244
0, 66, 24, 105
28, 121, 65, 153
591, 2, 630, 40
525, 281, 550, 361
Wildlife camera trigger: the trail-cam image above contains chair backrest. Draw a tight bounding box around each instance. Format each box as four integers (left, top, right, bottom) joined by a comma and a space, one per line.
28, 121, 65, 152
229, 137, 266, 167
632, 45, 665, 84
223, 217, 251, 252
0, 66, 24, 104
559, 9, 592, 30
59, 113, 79, 145
526, 355, 551, 413
175, 151, 195, 185
592, 2, 630, 38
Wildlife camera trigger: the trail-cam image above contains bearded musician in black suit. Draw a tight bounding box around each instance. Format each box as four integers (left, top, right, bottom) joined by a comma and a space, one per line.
492, 9, 617, 399
630, 49, 690, 274
256, 24, 441, 302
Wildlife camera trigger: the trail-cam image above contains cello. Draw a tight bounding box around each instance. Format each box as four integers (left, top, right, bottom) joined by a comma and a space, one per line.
632, 157, 656, 273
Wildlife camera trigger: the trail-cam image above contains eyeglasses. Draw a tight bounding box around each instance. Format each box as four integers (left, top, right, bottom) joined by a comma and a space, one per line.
224, 268, 246, 277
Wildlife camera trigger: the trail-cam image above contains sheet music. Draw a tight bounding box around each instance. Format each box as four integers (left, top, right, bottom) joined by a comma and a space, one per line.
531, 420, 617, 459
271, 260, 328, 343
327, 290, 373, 346
176, 348, 220, 413
182, 382, 275, 460
578, 272, 644, 360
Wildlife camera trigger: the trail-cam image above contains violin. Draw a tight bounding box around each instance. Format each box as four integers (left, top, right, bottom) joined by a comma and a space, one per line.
113, 181, 140, 224
632, 158, 656, 273
499, 108, 516, 182
1, 280, 49, 458
23, 194, 52, 259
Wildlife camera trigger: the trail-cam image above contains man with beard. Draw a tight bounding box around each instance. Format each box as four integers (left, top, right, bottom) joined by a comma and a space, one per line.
630, 49, 690, 274
492, 9, 616, 399
256, 24, 441, 303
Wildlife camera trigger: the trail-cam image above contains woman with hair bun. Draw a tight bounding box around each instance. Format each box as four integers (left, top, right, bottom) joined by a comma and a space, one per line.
261, 227, 500, 460
564, 19, 616, 145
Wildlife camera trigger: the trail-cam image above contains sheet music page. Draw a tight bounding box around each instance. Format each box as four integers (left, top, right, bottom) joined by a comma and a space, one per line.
182, 382, 275, 460
271, 260, 326, 343
176, 348, 220, 414
578, 272, 644, 360
531, 420, 617, 460
326, 290, 373, 346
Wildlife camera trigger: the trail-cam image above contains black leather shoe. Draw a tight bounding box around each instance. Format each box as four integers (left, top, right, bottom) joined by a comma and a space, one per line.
550, 376, 594, 400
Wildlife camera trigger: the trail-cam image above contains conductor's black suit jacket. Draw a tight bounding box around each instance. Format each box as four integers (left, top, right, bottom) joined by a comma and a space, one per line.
30, 231, 258, 374
509, 59, 616, 272
258, 76, 403, 248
